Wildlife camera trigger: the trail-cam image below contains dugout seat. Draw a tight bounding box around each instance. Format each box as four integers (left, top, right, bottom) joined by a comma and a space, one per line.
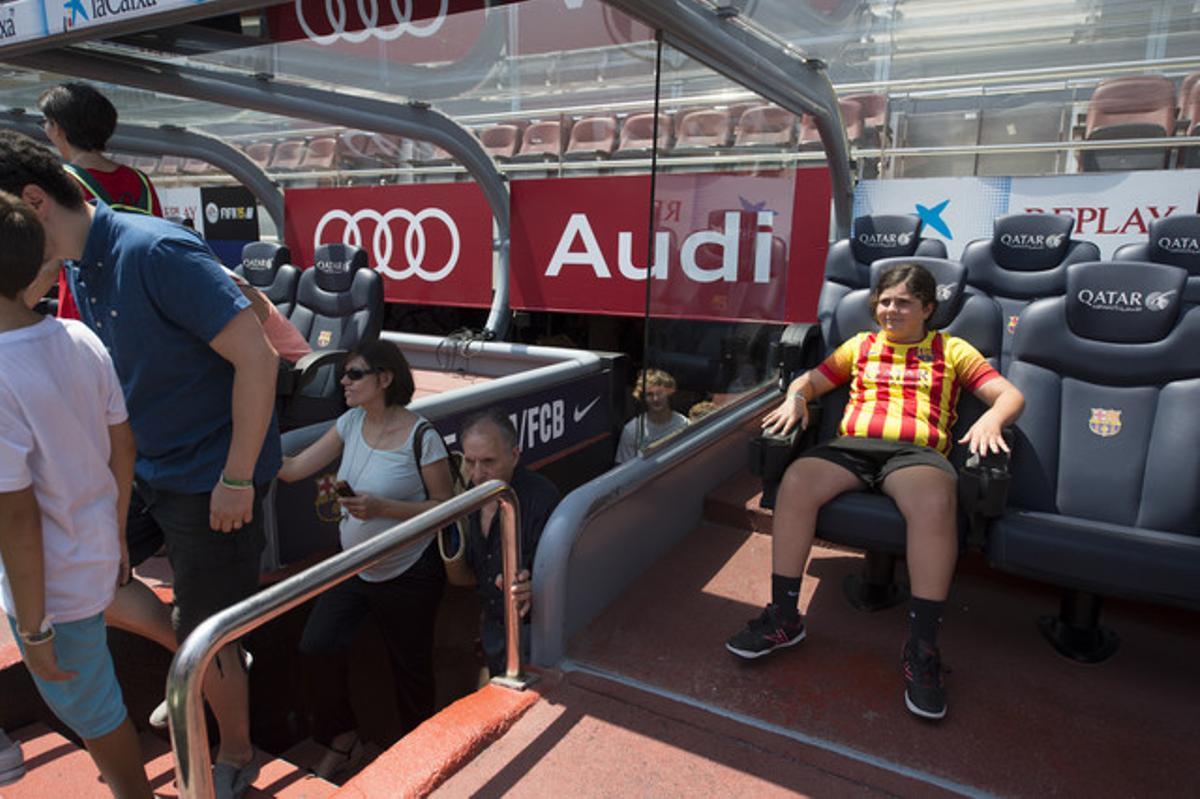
1112, 214, 1200, 303
986, 261, 1200, 662
817, 214, 948, 343
236, 241, 300, 317
281, 243, 384, 428
961, 213, 1099, 371
798, 257, 1003, 610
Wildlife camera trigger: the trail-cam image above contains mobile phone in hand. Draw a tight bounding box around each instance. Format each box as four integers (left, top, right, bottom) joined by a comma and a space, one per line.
335, 480, 356, 498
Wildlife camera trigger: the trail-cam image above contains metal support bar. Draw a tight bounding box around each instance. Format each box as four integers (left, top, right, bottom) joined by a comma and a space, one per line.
8, 47, 512, 340
601, 0, 854, 236
165, 479, 526, 799
0, 109, 283, 233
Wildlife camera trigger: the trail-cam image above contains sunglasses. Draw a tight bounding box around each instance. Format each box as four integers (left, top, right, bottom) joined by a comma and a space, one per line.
343, 367, 378, 381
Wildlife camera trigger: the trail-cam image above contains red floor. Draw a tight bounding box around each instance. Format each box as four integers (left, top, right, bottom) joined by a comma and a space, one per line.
566, 477, 1200, 798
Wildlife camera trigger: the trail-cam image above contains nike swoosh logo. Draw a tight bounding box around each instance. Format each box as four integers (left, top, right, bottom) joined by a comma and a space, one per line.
573, 396, 601, 423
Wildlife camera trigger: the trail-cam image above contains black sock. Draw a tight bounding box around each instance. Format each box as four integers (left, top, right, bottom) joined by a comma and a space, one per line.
908, 597, 945, 648
771, 574, 802, 618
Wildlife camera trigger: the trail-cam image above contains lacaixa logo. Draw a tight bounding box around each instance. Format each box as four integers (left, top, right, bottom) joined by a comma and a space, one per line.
1000, 232, 1065, 250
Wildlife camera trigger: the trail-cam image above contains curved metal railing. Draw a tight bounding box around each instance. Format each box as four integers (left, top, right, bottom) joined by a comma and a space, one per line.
165, 479, 526, 799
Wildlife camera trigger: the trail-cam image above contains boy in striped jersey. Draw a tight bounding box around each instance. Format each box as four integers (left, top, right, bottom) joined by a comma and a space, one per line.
726, 263, 1024, 720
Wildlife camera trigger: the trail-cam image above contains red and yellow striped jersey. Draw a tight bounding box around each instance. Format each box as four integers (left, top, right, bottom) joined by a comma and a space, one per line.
816, 331, 999, 454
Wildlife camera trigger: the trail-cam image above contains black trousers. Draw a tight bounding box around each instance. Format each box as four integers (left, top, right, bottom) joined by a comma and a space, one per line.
299, 541, 445, 743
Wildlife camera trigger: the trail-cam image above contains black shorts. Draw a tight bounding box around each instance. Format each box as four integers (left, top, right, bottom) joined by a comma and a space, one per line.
801, 436, 956, 489
126, 483, 165, 569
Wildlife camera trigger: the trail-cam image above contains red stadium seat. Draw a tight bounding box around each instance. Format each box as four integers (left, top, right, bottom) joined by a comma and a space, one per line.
514, 120, 566, 161
735, 105, 796, 148
674, 109, 730, 151
182, 157, 214, 175
1178, 72, 1200, 121
156, 154, 182, 176
800, 99, 863, 150
565, 116, 617, 160
845, 93, 888, 131
478, 124, 522, 160
299, 137, 338, 170
728, 102, 758, 127
133, 156, 160, 174
269, 139, 306, 171
614, 113, 671, 157
242, 141, 274, 171
1082, 75, 1175, 171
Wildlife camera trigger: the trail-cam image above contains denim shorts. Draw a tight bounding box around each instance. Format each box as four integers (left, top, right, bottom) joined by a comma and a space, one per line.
8, 613, 127, 741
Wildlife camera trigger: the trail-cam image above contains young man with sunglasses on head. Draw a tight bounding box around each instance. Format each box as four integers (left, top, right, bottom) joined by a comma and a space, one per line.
0, 131, 279, 799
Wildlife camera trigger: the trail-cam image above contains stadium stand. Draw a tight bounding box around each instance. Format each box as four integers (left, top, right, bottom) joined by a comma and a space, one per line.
243, 141, 274, 172
478, 124, 523, 160
268, 139, 307, 172
299, 137, 338, 171
613, 112, 671, 158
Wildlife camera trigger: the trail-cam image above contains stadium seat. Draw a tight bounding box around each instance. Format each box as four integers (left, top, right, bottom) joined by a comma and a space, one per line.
299, 137, 338, 170
242, 141, 274, 172
1181, 79, 1200, 167
269, 139, 307, 172
1081, 75, 1175, 172
613, 112, 671, 158
1177, 71, 1200, 122
513, 120, 566, 162
961, 213, 1100, 371
817, 214, 948, 343
182, 157, 215, 176
282, 243, 384, 428
133, 156, 160, 174
564, 116, 618, 160
734, 105, 796, 149
1113, 214, 1200, 302
156, 155, 182, 176
803, 256, 1004, 609
986, 260, 1200, 662
478, 124, 522, 161
799, 99, 864, 151
728, 102, 758, 127
337, 130, 375, 169
673, 109, 731, 152
844, 93, 888, 143
235, 241, 300, 317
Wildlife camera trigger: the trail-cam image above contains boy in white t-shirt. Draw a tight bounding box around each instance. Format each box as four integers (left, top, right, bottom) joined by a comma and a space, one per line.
0, 192, 152, 797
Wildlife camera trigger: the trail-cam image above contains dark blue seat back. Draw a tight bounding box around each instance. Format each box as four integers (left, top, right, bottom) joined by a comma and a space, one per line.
236, 241, 300, 317
961, 213, 1100, 371
820, 257, 1003, 462
1112, 214, 1200, 304
290, 243, 384, 402
1005, 261, 1200, 533
817, 214, 947, 343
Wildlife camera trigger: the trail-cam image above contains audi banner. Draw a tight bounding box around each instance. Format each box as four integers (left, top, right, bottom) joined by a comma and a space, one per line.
285, 182, 494, 308
509, 169, 831, 323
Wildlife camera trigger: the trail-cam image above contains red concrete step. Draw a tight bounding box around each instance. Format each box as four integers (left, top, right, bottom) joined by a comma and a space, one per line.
1, 723, 335, 798
703, 471, 774, 533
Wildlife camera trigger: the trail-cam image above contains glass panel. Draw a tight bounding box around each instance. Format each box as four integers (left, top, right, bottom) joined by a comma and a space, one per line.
634, 39, 832, 455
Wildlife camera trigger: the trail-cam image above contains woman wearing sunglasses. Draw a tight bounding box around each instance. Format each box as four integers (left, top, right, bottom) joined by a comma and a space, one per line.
277, 339, 453, 779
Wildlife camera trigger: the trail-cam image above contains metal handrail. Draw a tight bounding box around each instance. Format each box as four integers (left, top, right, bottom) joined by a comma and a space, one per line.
165, 479, 526, 799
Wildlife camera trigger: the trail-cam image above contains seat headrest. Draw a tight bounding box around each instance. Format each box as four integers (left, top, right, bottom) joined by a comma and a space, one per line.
870, 256, 966, 330
312, 243, 370, 292
992, 213, 1074, 271
240, 242, 292, 287
1147, 214, 1200, 272
850, 215, 923, 263
1066, 261, 1186, 344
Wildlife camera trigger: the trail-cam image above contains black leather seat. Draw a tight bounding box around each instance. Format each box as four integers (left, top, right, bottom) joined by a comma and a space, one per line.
985, 261, 1200, 662
235, 241, 300, 317
809, 257, 1003, 608
281, 243, 384, 428
818, 215, 947, 344
961, 213, 1099, 371
1112, 214, 1200, 303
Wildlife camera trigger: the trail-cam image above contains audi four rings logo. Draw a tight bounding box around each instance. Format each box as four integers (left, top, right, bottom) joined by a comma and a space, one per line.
313, 207, 461, 282
295, 0, 448, 45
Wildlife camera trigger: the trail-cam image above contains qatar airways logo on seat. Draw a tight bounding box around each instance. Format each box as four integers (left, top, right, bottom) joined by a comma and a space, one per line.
1077, 288, 1176, 313
545, 211, 778, 284
1158, 236, 1200, 256
856, 231, 913, 249
1000, 232, 1065, 250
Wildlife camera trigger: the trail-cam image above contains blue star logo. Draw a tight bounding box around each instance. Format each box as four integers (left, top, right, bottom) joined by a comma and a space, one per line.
915, 199, 952, 239
64, 0, 88, 26
738, 196, 769, 213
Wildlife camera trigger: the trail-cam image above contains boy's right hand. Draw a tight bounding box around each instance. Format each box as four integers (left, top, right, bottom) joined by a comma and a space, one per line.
761, 393, 808, 436
23, 640, 77, 682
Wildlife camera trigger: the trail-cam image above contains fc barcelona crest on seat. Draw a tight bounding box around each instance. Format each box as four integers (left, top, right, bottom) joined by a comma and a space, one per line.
1088, 408, 1122, 437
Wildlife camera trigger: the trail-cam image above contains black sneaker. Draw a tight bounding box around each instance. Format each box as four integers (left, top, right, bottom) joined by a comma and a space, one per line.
902, 639, 947, 720
725, 604, 806, 659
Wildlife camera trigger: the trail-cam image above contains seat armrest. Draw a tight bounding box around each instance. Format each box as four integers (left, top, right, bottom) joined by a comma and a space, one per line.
285, 349, 348, 394
748, 400, 823, 510
776, 322, 823, 391
957, 429, 1014, 549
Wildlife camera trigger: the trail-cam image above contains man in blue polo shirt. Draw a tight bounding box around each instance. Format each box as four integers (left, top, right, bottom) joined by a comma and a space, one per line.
0, 132, 279, 799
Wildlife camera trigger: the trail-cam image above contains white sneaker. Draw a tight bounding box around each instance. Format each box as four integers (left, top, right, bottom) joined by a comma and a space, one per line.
0, 729, 25, 786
